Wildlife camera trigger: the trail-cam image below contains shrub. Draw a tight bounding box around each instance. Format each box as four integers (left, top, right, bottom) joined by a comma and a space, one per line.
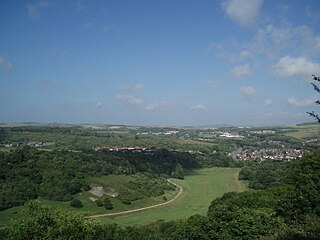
95, 199, 103, 207
70, 198, 83, 208
103, 198, 113, 210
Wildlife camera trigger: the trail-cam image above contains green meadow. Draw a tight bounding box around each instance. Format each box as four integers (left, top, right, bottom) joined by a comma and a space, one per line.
99, 167, 246, 226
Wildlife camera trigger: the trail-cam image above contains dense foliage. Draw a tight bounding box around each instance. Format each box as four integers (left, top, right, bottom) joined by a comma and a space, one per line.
171, 163, 184, 179
0, 147, 196, 210
118, 174, 175, 204
239, 161, 287, 189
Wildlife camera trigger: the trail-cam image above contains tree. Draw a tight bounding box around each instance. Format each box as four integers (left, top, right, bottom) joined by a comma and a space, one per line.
3, 201, 101, 240
285, 151, 320, 218
307, 75, 320, 123
95, 199, 103, 207
103, 197, 113, 210
70, 198, 83, 208
172, 163, 184, 179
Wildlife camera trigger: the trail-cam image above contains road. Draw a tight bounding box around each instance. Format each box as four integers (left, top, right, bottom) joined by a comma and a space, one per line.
88, 179, 183, 218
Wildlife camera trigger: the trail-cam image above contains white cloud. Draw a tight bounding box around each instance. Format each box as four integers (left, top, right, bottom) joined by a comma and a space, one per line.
253, 25, 320, 58
222, 0, 263, 27
133, 83, 146, 90
119, 83, 146, 90
27, 1, 49, 20
264, 99, 272, 106
38, 79, 64, 91
274, 56, 320, 77
240, 50, 251, 59
287, 96, 315, 107
277, 3, 291, 13
261, 111, 304, 119
0, 55, 12, 73
206, 80, 220, 91
82, 22, 92, 30
117, 94, 144, 105
230, 50, 252, 62
231, 64, 252, 77
240, 86, 256, 96
190, 104, 207, 110
76, 0, 84, 11
215, 24, 320, 65
101, 24, 118, 33
145, 101, 173, 111
305, 5, 320, 19
96, 102, 102, 108
214, 45, 252, 63
27, 5, 40, 19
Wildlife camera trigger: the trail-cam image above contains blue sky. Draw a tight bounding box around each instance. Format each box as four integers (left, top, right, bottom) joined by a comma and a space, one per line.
1, 0, 320, 126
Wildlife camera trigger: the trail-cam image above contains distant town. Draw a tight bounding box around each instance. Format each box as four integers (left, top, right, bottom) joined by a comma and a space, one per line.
1, 124, 319, 163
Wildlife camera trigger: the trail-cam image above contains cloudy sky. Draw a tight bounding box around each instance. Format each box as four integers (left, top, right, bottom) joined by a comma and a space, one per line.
1, 0, 320, 126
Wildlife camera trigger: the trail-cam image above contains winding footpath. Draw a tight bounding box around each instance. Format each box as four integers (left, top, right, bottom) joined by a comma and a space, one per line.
88, 179, 183, 218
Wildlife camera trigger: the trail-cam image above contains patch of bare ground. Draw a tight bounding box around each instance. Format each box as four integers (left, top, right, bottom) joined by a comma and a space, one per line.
89, 185, 105, 197
89, 185, 118, 198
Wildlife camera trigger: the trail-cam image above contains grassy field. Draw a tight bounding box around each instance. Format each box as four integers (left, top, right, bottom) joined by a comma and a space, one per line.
98, 167, 246, 226
283, 124, 320, 139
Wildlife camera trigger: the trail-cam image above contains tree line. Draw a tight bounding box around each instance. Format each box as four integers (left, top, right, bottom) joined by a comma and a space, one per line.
0, 147, 200, 210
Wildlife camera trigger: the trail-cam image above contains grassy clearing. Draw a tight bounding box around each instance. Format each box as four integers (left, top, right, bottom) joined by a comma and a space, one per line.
75, 175, 179, 215
98, 167, 246, 226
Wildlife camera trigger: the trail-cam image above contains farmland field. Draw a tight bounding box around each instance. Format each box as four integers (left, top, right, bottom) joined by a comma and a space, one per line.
0, 128, 216, 153
99, 167, 246, 226
283, 124, 320, 139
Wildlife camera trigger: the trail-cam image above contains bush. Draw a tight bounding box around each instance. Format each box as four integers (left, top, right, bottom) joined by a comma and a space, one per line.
70, 198, 83, 208
95, 199, 103, 207
122, 198, 131, 205
103, 198, 113, 210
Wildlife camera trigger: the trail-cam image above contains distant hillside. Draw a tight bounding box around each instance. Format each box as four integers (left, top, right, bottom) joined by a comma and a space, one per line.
296, 122, 318, 126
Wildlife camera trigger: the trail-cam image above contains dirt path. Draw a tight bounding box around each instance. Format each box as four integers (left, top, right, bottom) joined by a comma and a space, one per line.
88, 179, 183, 218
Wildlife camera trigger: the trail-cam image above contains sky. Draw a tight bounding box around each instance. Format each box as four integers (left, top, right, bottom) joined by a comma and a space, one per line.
0, 0, 320, 126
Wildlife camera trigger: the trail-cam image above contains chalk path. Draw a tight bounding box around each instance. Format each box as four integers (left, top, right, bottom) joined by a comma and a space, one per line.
88, 179, 183, 218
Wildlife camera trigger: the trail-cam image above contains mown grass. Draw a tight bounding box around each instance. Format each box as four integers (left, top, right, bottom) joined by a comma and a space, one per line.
98, 167, 246, 226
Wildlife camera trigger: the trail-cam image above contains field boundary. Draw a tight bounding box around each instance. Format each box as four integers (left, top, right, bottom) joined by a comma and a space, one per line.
88, 179, 183, 218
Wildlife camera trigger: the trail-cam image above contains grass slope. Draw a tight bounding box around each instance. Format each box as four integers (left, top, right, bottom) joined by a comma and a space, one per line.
99, 167, 246, 226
